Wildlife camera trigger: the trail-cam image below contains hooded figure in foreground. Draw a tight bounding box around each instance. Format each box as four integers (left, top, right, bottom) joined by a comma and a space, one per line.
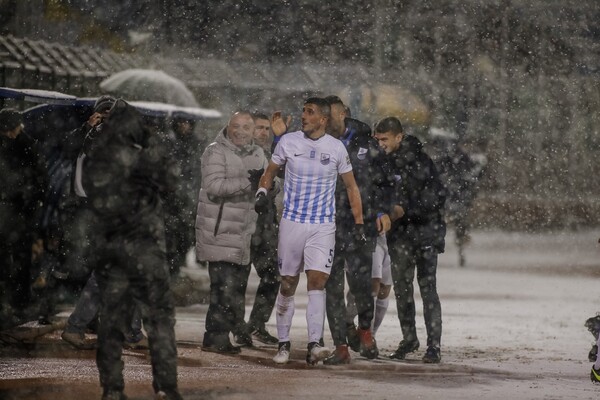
78, 99, 182, 400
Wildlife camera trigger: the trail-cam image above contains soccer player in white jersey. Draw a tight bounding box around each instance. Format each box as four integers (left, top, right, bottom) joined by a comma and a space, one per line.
255, 97, 365, 365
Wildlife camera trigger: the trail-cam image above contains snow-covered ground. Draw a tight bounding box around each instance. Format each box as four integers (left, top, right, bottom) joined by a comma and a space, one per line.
1, 228, 599, 399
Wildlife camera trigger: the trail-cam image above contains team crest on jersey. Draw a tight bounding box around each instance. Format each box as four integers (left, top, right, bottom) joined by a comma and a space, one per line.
357, 147, 368, 160
320, 153, 331, 165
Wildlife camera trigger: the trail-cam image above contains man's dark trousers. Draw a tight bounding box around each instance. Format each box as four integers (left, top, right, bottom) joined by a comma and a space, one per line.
95, 236, 178, 394
388, 241, 442, 348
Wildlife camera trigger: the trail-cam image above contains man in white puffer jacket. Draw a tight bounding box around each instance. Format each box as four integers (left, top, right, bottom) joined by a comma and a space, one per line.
195, 110, 268, 354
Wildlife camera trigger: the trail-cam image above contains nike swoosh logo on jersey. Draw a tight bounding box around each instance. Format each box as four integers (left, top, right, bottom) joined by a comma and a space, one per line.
294, 153, 304, 156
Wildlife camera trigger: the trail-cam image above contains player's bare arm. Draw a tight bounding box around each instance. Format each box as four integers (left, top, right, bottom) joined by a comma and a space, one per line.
258, 160, 281, 191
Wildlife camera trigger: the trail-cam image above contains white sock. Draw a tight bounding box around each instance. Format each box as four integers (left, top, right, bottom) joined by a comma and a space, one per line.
275, 292, 295, 343
307, 290, 326, 344
595, 333, 600, 370
372, 298, 389, 337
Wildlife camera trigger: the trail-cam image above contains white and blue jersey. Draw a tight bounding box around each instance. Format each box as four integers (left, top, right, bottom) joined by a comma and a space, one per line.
271, 130, 352, 224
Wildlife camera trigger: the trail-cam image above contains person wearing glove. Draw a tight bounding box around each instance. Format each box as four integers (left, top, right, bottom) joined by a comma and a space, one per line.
236, 113, 282, 346
195, 111, 268, 354
257, 98, 365, 366
321, 96, 396, 365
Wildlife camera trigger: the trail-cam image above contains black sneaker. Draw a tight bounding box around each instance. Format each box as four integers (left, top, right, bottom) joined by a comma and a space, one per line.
422, 346, 441, 363
201, 342, 241, 354
251, 327, 278, 345
102, 390, 128, 400
389, 339, 420, 360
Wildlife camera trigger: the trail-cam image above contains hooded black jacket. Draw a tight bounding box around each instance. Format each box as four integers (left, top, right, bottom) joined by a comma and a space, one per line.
387, 134, 446, 253
335, 118, 396, 249
81, 100, 179, 241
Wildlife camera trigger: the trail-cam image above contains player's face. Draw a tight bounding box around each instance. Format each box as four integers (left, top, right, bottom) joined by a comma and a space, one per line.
301, 104, 327, 135
374, 131, 402, 154
253, 118, 271, 148
328, 103, 346, 137
227, 113, 255, 147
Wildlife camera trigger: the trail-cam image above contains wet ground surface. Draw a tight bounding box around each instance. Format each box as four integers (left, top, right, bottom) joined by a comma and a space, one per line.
1, 228, 599, 399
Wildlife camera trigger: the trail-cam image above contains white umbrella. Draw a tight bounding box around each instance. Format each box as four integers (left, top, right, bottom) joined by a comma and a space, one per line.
0, 87, 77, 105
99, 69, 199, 108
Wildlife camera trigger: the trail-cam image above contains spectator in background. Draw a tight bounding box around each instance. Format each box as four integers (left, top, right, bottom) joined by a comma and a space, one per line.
0, 108, 47, 330
164, 116, 202, 278
239, 112, 280, 345
373, 116, 446, 364
426, 128, 486, 267
196, 111, 268, 354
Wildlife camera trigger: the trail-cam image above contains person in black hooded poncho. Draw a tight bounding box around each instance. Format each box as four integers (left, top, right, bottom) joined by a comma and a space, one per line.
78, 99, 183, 400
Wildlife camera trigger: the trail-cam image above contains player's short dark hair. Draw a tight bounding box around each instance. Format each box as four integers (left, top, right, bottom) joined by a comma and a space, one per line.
304, 97, 330, 119
252, 111, 269, 121
374, 116, 404, 135
324, 95, 344, 107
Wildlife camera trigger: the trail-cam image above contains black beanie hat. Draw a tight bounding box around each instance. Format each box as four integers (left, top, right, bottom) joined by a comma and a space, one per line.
93, 95, 116, 113
0, 108, 23, 132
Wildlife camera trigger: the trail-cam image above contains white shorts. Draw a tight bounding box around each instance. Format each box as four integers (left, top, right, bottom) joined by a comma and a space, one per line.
372, 235, 392, 286
278, 218, 335, 276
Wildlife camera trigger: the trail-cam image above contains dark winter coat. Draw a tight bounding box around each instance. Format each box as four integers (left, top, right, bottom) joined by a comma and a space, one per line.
335, 118, 396, 250
163, 130, 203, 222
432, 140, 485, 220
0, 132, 47, 244
80, 100, 179, 243
251, 147, 280, 251
40, 122, 91, 238
387, 134, 446, 253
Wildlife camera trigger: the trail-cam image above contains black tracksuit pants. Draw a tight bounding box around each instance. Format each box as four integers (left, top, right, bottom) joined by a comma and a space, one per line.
326, 240, 374, 346
95, 235, 178, 395
388, 241, 442, 348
